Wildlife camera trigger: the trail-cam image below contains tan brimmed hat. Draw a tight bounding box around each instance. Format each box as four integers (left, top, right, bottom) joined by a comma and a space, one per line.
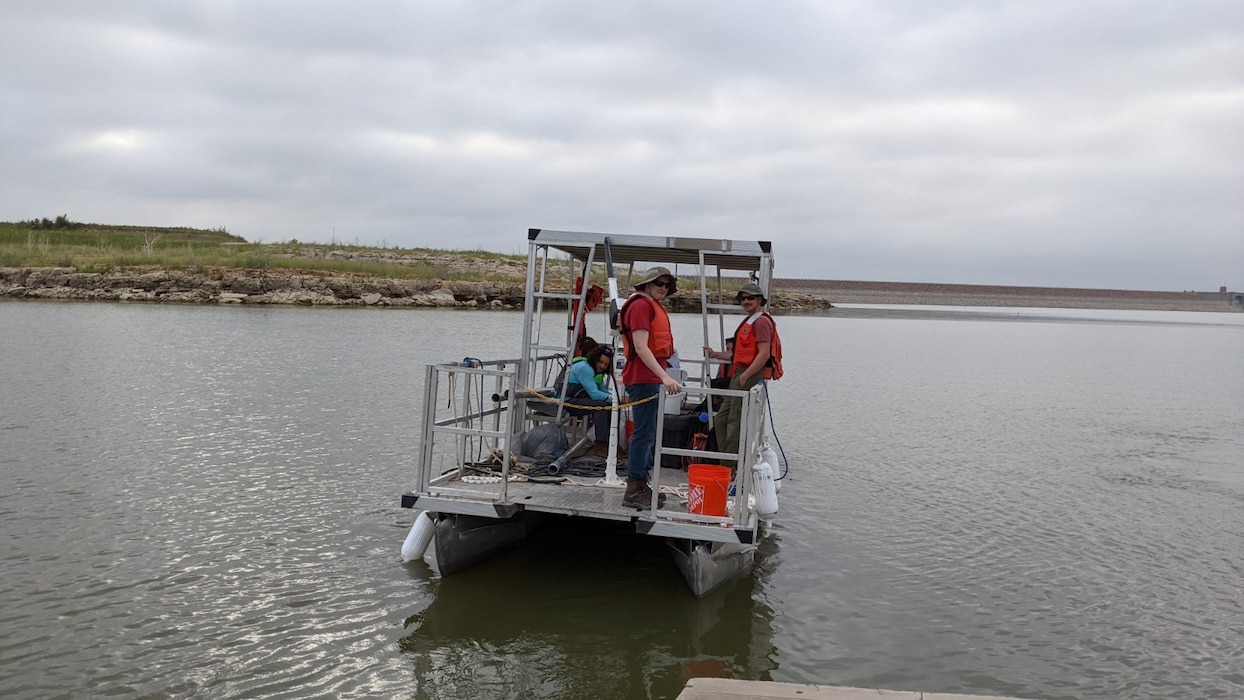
634, 266, 678, 294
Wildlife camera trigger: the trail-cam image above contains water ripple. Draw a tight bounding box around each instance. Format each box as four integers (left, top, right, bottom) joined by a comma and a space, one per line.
2, 304, 1242, 699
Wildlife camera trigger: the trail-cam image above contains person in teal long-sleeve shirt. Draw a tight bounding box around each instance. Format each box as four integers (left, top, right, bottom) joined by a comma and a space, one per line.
563, 345, 622, 456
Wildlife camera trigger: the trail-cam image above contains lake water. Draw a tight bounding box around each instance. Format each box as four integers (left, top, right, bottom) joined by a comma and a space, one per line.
1, 301, 1242, 699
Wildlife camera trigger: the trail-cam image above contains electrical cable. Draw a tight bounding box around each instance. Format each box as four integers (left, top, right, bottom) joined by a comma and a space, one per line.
761, 380, 790, 480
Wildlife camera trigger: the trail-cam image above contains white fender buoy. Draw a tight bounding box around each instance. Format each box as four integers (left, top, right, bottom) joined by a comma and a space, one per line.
761, 443, 782, 494
751, 459, 779, 516
400, 510, 436, 562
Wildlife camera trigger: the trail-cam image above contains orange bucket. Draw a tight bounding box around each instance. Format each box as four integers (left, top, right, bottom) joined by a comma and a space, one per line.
687, 464, 732, 516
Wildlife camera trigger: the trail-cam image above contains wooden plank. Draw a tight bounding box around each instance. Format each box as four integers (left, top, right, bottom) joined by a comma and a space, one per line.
676, 678, 1031, 700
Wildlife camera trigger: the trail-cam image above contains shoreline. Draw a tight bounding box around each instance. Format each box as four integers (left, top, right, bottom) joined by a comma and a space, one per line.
2, 266, 1238, 313
776, 279, 1242, 313
0, 266, 830, 312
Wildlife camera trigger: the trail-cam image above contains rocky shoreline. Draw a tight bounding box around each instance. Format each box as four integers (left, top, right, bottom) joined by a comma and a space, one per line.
0, 266, 832, 312
4, 266, 1237, 313
0, 267, 526, 308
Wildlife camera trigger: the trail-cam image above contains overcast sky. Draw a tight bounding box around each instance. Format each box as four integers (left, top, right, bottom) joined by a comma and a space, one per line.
2, 1, 1241, 290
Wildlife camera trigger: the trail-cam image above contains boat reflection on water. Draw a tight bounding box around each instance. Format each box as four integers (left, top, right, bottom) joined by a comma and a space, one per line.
399, 515, 781, 698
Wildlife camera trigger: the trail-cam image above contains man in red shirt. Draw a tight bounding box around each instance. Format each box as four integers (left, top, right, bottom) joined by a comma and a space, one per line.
618, 266, 683, 509
718, 283, 777, 464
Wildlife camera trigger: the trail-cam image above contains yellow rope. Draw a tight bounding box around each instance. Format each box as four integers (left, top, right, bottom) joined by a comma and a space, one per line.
518, 384, 658, 411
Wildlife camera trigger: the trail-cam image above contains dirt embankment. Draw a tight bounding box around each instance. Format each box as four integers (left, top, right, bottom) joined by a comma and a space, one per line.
4, 264, 1236, 313
0, 266, 832, 311
0, 267, 527, 308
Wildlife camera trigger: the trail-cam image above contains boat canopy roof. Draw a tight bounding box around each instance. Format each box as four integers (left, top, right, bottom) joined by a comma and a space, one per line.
528, 228, 772, 273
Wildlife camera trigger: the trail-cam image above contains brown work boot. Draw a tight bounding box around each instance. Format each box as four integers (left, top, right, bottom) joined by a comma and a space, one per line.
641, 475, 667, 509
591, 442, 610, 459
622, 478, 649, 510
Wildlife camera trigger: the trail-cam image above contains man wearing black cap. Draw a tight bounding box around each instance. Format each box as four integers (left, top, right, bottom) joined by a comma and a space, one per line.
618, 266, 683, 509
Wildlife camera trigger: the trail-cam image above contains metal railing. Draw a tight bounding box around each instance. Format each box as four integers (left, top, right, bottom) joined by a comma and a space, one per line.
413, 358, 769, 536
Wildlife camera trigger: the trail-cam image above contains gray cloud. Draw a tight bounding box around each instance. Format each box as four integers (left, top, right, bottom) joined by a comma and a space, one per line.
2, 0, 1241, 289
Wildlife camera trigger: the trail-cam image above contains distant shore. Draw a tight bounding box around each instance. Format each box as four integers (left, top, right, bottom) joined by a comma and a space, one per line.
3, 266, 1239, 313
777, 279, 1243, 313
3, 222, 1238, 313
0, 266, 830, 312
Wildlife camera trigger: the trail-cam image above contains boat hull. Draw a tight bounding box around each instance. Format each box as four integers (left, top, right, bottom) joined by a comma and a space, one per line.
432, 512, 543, 576
667, 539, 757, 598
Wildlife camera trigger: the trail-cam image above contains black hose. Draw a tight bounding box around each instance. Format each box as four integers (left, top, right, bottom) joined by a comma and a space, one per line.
524, 458, 625, 480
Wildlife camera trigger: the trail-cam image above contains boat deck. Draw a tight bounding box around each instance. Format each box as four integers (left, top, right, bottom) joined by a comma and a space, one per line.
407, 455, 758, 545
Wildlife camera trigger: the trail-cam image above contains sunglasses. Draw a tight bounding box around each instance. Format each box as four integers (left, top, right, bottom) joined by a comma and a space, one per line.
650, 279, 673, 289
737, 294, 759, 302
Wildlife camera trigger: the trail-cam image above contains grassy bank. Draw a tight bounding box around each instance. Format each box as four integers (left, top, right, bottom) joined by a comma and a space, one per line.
0, 220, 527, 282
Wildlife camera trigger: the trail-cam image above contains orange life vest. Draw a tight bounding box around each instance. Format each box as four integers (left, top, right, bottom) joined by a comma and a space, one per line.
732, 311, 783, 380
620, 293, 674, 361
570, 276, 605, 325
